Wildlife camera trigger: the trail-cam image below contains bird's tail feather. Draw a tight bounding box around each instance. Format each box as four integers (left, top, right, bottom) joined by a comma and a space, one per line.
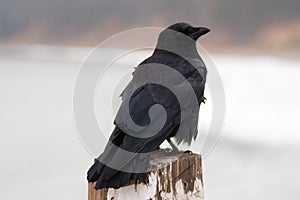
87, 126, 173, 189
87, 157, 147, 189
87, 159, 103, 183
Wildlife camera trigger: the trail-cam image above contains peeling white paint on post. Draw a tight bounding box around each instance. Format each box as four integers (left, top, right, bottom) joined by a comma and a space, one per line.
88, 153, 203, 200
156, 177, 203, 200
107, 173, 158, 200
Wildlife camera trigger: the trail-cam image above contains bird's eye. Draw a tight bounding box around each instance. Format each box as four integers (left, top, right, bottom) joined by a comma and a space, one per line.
185, 27, 193, 34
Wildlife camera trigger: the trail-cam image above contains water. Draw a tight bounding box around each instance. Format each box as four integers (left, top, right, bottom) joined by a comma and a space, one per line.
0, 44, 299, 200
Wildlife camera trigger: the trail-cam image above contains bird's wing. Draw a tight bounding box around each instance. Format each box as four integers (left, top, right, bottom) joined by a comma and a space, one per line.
96, 82, 179, 184
117, 54, 206, 144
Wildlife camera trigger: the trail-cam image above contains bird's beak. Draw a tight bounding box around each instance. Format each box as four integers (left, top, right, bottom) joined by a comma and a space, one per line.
190, 27, 211, 39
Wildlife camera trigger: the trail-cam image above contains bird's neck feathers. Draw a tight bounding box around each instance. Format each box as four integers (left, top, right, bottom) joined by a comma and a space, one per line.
154, 35, 199, 58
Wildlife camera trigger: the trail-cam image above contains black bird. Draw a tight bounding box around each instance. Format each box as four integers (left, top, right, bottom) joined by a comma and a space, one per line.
87, 22, 210, 189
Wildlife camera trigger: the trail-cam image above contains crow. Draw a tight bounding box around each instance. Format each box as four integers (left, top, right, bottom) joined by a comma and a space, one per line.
87, 22, 210, 189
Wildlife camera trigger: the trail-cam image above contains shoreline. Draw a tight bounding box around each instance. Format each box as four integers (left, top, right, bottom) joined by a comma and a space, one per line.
207, 46, 300, 61
0, 42, 299, 62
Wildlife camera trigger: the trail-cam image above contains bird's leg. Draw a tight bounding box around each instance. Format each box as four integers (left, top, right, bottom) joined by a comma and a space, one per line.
167, 138, 179, 152
167, 139, 193, 154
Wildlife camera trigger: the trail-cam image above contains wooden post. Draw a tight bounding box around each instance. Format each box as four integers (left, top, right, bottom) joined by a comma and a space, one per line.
88, 152, 203, 200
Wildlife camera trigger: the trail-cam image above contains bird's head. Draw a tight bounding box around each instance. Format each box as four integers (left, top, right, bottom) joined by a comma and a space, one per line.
165, 22, 210, 41
156, 22, 210, 55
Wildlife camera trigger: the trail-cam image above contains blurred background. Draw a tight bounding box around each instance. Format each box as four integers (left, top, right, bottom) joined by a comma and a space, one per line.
0, 0, 300, 200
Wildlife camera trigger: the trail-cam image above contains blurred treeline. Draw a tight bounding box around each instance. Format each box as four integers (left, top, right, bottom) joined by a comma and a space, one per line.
1, 0, 299, 48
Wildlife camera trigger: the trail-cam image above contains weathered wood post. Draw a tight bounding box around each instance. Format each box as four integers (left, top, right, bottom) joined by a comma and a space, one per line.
88, 152, 203, 200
